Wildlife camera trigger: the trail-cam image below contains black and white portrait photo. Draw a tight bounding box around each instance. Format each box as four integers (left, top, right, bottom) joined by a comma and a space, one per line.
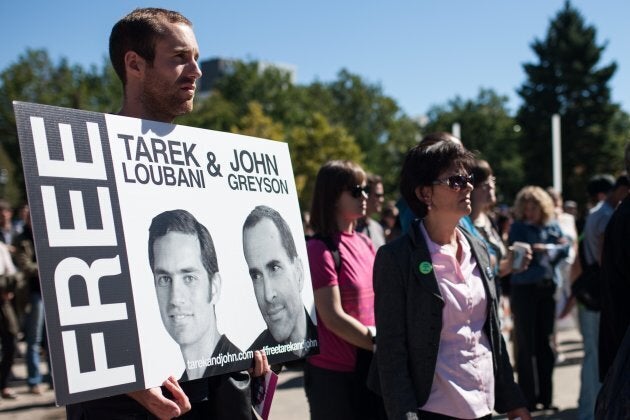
242, 205, 317, 363
149, 209, 249, 381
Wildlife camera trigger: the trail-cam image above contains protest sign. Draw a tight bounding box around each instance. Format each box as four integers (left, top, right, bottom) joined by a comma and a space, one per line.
13, 101, 318, 405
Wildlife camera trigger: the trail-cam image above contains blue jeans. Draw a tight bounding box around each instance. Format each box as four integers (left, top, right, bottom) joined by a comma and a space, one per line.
25, 292, 45, 387
578, 306, 601, 420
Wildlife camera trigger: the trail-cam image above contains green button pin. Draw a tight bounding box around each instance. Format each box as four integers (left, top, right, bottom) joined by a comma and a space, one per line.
419, 261, 433, 274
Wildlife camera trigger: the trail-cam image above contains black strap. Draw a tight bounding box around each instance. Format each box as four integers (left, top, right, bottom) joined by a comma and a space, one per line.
308, 233, 342, 273
308, 232, 372, 275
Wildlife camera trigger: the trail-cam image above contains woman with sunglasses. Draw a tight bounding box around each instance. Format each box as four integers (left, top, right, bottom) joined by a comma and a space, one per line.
305, 160, 384, 420
369, 136, 529, 420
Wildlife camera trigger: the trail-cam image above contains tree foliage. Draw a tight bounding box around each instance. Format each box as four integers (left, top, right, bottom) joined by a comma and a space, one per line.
287, 113, 363, 208
184, 64, 417, 206
425, 88, 524, 202
516, 1, 624, 201
0, 49, 120, 202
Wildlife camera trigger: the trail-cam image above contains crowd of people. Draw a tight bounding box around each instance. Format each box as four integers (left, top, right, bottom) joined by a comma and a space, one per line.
0, 201, 52, 400
2, 6, 628, 420
302, 135, 629, 420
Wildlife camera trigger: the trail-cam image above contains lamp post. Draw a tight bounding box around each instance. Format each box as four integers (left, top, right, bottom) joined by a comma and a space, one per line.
551, 114, 562, 193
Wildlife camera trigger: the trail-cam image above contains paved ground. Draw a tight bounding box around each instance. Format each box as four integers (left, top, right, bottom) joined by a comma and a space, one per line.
0, 322, 584, 419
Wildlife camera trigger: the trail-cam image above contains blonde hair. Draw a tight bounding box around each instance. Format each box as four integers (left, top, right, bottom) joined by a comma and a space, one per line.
513, 185, 556, 225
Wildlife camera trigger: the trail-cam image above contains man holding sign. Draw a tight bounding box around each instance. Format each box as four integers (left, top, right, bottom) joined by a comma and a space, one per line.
67, 7, 268, 420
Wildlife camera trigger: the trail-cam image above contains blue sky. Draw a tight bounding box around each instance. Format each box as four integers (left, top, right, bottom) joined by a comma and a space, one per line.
1, 1, 628, 117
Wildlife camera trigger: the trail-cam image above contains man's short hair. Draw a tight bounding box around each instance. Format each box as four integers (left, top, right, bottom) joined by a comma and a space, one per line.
148, 209, 218, 279
243, 206, 298, 261
110, 8, 192, 84
586, 174, 615, 199
614, 173, 630, 189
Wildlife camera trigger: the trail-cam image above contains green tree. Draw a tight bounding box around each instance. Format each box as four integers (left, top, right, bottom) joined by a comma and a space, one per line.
210, 61, 306, 127
230, 101, 285, 141
323, 70, 412, 179
0, 49, 120, 202
287, 113, 363, 208
516, 1, 621, 201
425, 88, 524, 202
192, 62, 415, 202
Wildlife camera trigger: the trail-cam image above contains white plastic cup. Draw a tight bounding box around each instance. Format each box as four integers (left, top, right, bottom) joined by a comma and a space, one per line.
511, 241, 531, 271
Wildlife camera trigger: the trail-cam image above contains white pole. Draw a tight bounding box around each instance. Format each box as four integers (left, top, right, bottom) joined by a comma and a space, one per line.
452, 122, 461, 141
552, 114, 562, 193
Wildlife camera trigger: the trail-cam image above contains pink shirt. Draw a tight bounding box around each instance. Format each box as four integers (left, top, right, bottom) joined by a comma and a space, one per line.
419, 222, 494, 419
307, 231, 376, 372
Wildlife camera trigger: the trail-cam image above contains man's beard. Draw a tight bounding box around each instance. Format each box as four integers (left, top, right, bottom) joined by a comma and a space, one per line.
142, 71, 194, 122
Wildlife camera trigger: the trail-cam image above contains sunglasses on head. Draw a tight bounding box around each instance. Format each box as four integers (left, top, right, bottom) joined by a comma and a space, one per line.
348, 185, 370, 198
432, 174, 474, 190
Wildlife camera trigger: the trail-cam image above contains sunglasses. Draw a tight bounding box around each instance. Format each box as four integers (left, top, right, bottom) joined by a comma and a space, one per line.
348, 185, 370, 198
432, 174, 474, 190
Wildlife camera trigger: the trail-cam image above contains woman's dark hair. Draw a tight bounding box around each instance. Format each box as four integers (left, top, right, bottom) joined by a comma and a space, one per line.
310, 160, 366, 237
471, 159, 493, 188
400, 133, 475, 218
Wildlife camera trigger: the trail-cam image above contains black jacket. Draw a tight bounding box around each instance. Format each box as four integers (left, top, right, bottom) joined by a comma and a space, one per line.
368, 219, 525, 419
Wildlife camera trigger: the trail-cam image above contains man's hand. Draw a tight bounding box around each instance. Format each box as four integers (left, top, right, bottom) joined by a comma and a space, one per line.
507, 407, 532, 420
249, 350, 270, 377
127, 376, 191, 420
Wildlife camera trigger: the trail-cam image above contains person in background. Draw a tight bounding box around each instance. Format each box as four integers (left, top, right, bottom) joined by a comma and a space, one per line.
563, 200, 578, 219
468, 159, 528, 278
598, 143, 630, 383
508, 186, 570, 412
545, 187, 578, 361
563, 174, 629, 420
305, 160, 384, 420
0, 201, 17, 251
370, 137, 529, 419
302, 211, 315, 238
356, 174, 386, 249
467, 159, 532, 344
11, 203, 29, 237
12, 209, 47, 396
0, 240, 19, 400
380, 201, 401, 243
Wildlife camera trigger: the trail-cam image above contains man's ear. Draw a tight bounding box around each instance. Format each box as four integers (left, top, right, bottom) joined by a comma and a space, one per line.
124, 51, 146, 80
209, 272, 222, 303
415, 185, 432, 206
295, 258, 304, 292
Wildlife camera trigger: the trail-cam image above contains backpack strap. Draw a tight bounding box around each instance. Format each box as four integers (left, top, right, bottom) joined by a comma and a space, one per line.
309, 233, 341, 274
